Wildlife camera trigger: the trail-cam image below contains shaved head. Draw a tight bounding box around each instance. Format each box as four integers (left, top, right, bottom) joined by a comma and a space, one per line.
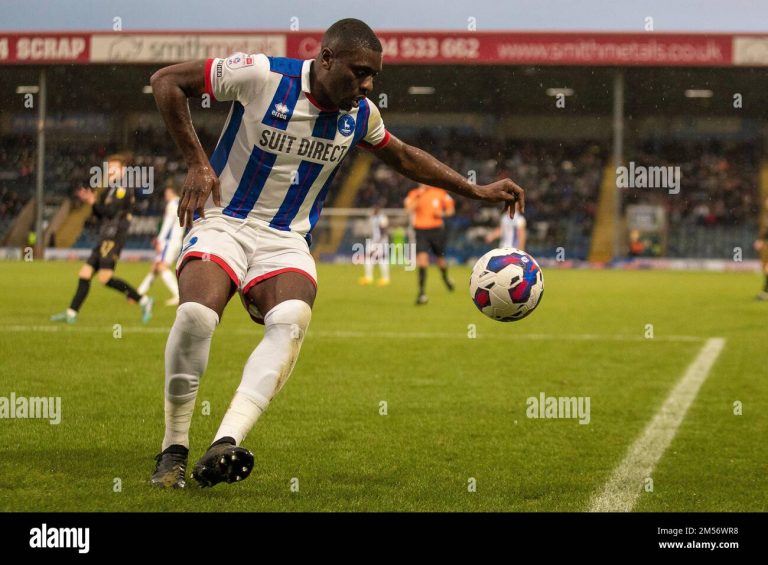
321, 18, 382, 56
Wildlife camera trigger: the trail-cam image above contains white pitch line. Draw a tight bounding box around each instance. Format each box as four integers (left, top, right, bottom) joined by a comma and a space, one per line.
317, 330, 706, 343
0, 324, 170, 334
0, 325, 706, 343
589, 337, 726, 512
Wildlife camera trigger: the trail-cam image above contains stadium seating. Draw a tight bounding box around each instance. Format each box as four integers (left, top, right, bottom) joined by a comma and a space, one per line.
0, 129, 762, 260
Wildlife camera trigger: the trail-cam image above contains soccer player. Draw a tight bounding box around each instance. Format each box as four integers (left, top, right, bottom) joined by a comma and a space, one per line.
405, 184, 455, 305
137, 184, 185, 306
358, 203, 390, 286
486, 200, 526, 250
51, 154, 153, 324
149, 18, 524, 488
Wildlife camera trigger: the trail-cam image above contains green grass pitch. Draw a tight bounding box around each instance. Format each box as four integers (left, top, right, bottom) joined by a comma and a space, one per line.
0, 260, 765, 511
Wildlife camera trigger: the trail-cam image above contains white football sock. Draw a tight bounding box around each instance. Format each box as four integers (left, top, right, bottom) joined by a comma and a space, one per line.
137, 272, 154, 296
379, 254, 390, 280
160, 269, 179, 299
163, 397, 196, 450
214, 299, 311, 445
212, 391, 266, 446
364, 258, 373, 279
163, 302, 219, 450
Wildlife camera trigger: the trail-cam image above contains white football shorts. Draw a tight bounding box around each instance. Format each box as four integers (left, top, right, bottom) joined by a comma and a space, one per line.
176, 214, 317, 323
157, 238, 182, 265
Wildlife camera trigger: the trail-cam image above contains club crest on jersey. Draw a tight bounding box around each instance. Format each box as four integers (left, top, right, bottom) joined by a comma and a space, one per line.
271, 103, 289, 120
338, 114, 356, 136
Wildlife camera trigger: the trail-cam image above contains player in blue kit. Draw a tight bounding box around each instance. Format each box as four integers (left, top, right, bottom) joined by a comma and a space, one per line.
149, 18, 525, 488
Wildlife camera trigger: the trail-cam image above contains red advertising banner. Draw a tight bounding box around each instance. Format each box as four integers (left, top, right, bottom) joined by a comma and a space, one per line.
290, 32, 735, 66
0, 31, 763, 66
0, 33, 90, 63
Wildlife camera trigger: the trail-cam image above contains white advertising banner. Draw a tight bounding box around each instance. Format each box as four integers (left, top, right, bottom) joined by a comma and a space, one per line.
90, 34, 286, 63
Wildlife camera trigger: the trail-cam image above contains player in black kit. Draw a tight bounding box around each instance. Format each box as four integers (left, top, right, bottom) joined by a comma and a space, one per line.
51, 154, 154, 323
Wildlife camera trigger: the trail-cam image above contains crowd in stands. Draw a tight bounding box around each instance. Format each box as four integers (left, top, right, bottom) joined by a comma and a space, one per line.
624, 140, 760, 227
0, 126, 762, 259
354, 133, 605, 259
0, 130, 211, 244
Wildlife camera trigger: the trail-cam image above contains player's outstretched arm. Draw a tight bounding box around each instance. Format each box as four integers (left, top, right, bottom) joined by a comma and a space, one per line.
150, 61, 220, 227
374, 134, 525, 215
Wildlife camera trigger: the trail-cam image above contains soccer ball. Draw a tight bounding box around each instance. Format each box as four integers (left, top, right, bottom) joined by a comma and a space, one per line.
470, 248, 544, 321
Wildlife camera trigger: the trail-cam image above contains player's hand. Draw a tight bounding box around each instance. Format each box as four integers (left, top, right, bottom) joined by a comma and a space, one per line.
76, 187, 96, 205
755, 240, 765, 251
178, 163, 221, 228
474, 179, 525, 218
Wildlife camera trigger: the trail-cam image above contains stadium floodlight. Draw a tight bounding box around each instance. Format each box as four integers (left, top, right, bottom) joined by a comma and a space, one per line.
545, 88, 574, 97
142, 85, 153, 94
684, 89, 713, 98
407, 86, 435, 95
16, 85, 40, 94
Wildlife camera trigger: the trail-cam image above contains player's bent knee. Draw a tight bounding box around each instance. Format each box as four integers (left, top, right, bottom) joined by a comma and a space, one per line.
174, 301, 219, 338
265, 299, 312, 334
265, 299, 312, 355
165, 302, 220, 387
236, 300, 312, 404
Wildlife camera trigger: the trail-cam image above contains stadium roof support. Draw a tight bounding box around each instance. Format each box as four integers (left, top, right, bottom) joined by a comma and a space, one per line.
34, 68, 46, 257
612, 71, 624, 260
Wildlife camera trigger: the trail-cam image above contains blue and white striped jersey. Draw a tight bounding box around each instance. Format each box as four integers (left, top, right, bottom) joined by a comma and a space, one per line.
202, 53, 391, 238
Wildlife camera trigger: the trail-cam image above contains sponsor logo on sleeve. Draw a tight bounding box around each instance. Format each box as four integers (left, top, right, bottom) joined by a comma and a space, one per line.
226, 54, 255, 70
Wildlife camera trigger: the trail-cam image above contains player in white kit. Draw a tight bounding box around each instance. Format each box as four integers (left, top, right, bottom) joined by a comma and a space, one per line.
137, 185, 185, 305
487, 201, 526, 250
359, 203, 390, 285
149, 18, 525, 488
